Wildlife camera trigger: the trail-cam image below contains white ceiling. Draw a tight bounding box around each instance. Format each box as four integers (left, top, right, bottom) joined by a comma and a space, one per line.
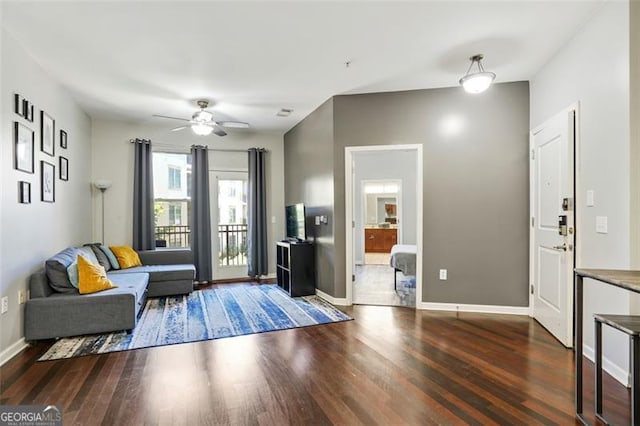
3, 1, 604, 134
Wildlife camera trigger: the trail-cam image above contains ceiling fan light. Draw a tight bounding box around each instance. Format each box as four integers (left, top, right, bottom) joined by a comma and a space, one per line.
460, 72, 496, 94
194, 110, 213, 122
192, 123, 213, 136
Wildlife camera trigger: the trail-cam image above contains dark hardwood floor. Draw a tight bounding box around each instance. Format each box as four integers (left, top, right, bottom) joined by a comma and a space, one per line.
0, 289, 631, 425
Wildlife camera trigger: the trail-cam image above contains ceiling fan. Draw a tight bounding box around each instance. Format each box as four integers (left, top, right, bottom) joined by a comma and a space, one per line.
153, 99, 249, 137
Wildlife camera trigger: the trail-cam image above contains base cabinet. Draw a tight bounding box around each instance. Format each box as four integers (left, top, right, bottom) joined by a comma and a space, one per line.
276, 241, 315, 297
364, 228, 397, 253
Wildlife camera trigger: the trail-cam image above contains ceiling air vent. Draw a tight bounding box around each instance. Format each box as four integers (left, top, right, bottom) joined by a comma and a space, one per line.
276, 108, 293, 117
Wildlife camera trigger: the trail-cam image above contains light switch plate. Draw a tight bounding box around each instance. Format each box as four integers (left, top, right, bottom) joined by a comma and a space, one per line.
596, 216, 608, 234
586, 190, 595, 207
439, 269, 447, 280
315, 216, 320, 226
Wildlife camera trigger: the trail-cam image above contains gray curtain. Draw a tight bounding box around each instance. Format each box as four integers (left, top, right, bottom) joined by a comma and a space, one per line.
247, 148, 268, 277
190, 145, 213, 282
132, 139, 155, 250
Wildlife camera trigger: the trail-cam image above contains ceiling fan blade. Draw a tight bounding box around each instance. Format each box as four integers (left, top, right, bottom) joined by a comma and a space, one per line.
213, 126, 227, 137
218, 121, 250, 129
171, 126, 188, 132
153, 114, 190, 122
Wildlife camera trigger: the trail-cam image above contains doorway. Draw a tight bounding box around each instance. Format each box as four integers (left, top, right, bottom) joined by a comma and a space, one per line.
530, 104, 578, 347
345, 144, 423, 307
210, 171, 249, 280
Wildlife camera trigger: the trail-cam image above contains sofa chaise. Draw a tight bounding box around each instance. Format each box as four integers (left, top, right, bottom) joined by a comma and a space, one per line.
25, 248, 195, 341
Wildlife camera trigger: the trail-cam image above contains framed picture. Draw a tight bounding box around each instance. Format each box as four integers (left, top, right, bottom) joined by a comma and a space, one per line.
14, 94, 24, 117
41, 111, 55, 156
41, 161, 55, 203
14, 122, 34, 174
59, 156, 69, 181
60, 130, 67, 149
18, 181, 31, 204
25, 102, 34, 122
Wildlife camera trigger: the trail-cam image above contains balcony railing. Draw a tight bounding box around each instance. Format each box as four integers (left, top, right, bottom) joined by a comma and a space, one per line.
218, 224, 248, 266
154, 224, 248, 267
155, 225, 190, 248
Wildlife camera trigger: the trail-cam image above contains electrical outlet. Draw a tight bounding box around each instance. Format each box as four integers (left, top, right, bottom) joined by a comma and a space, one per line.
18, 290, 26, 305
1, 296, 8, 314
439, 269, 447, 280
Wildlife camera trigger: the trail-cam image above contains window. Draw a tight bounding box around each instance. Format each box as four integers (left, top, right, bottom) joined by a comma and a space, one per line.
229, 206, 237, 223
168, 166, 181, 190
169, 204, 181, 225
228, 185, 236, 197
153, 152, 192, 248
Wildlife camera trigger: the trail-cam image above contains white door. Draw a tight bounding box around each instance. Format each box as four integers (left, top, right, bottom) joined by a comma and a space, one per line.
210, 171, 249, 280
531, 109, 575, 347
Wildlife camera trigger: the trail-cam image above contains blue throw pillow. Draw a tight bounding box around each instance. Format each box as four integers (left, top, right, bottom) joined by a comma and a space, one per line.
99, 245, 120, 270
67, 262, 79, 288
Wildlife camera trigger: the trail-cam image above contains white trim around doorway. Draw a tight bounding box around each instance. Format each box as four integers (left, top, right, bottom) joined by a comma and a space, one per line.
345, 144, 423, 307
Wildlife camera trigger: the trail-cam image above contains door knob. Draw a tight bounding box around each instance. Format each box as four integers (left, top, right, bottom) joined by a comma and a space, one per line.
552, 243, 567, 251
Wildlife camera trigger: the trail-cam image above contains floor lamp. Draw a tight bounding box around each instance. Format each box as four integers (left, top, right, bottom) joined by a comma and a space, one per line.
94, 179, 112, 244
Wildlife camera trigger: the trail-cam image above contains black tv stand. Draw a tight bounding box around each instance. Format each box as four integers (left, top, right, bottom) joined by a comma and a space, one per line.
276, 241, 315, 297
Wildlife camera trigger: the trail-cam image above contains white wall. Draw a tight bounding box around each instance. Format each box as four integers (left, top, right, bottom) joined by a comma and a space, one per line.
91, 119, 284, 275
530, 1, 631, 383
0, 29, 92, 363
353, 150, 417, 262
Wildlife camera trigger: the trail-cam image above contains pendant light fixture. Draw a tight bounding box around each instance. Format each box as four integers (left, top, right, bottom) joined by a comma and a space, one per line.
459, 54, 496, 94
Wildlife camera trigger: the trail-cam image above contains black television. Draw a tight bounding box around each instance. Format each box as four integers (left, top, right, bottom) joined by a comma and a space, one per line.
285, 203, 306, 241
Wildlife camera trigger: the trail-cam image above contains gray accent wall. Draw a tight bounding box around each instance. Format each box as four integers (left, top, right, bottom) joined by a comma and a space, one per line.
283, 98, 336, 296
285, 82, 530, 306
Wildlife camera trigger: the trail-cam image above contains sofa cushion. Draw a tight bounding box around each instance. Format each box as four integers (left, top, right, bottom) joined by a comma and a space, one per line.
84, 243, 112, 271
104, 272, 149, 307
108, 264, 195, 282
77, 246, 99, 265
67, 250, 102, 288
78, 255, 117, 295
47, 272, 148, 310
45, 247, 81, 293
110, 246, 142, 269
99, 245, 121, 270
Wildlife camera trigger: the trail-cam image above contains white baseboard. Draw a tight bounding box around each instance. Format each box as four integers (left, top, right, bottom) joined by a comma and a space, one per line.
0, 338, 28, 367
316, 289, 350, 306
583, 343, 630, 387
418, 302, 530, 316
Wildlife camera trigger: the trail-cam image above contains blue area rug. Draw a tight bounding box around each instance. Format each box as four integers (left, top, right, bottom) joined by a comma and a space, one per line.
38, 285, 351, 361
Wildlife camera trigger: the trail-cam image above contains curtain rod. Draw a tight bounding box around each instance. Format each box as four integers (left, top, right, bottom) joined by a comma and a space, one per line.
128, 139, 267, 153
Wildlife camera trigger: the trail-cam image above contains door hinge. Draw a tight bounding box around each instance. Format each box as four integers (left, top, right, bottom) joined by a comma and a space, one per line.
530, 284, 534, 295
531, 217, 535, 227
352, 274, 355, 282
531, 149, 535, 160
352, 220, 355, 228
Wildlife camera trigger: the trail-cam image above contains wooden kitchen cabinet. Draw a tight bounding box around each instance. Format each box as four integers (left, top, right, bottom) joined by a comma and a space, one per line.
364, 228, 397, 253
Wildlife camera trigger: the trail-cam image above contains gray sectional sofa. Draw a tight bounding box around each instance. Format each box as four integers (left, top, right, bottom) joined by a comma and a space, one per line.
25, 248, 195, 341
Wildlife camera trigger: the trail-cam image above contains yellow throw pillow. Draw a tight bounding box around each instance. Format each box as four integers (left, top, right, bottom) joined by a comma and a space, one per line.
77, 255, 117, 295
109, 246, 142, 269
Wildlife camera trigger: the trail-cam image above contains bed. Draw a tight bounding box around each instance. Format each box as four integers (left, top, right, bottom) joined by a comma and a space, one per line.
390, 244, 417, 289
